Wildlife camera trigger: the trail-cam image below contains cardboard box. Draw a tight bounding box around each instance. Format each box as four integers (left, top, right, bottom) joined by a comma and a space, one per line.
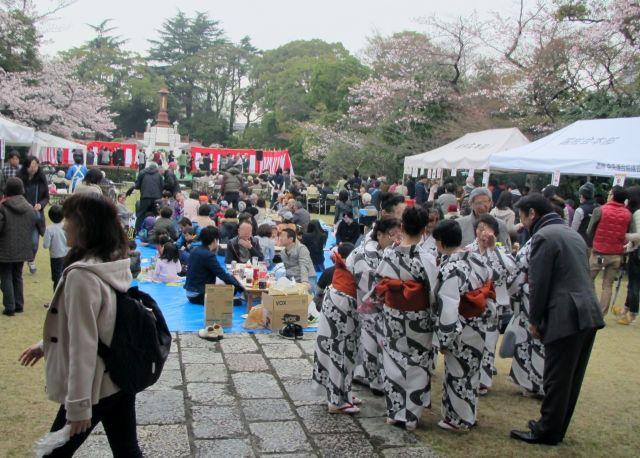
262, 291, 308, 331
205, 284, 234, 328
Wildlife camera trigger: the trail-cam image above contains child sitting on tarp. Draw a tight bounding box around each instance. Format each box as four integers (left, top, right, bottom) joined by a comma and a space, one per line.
153, 241, 183, 283
138, 212, 157, 243
177, 227, 201, 265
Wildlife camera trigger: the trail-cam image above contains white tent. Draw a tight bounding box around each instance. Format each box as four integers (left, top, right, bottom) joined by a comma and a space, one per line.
0, 116, 36, 147
403, 127, 530, 173
489, 117, 640, 178
32, 131, 87, 154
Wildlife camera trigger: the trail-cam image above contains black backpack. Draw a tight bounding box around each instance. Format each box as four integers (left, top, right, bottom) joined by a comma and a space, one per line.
98, 286, 172, 394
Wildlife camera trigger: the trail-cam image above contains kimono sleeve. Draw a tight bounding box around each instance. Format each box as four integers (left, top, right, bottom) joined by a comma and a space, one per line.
435, 266, 463, 350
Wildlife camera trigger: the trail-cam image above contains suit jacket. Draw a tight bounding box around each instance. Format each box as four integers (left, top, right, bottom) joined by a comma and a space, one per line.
529, 213, 605, 344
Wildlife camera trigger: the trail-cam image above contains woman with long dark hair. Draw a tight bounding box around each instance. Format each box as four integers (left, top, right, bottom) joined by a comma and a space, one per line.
302, 220, 328, 272
334, 190, 351, 224
619, 186, 640, 324
19, 193, 142, 456
17, 155, 49, 274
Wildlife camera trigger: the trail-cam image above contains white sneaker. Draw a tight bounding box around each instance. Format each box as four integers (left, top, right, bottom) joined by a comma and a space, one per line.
197, 324, 224, 341
28, 261, 37, 274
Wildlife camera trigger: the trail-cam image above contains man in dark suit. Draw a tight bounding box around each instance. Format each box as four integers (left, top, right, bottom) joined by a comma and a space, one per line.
510, 193, 605, 445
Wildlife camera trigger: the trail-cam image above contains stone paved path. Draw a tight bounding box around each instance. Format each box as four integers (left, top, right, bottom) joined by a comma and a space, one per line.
76, 332, 437, 457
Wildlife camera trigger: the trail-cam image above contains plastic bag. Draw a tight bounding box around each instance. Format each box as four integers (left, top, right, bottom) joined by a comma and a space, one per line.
33, 424, 71, 457
243, 305, 267, 329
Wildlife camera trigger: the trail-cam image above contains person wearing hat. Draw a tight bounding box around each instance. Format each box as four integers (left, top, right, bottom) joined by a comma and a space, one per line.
457, 187, 512, 250
444, 204, 460, 220
571, 182, 598, 252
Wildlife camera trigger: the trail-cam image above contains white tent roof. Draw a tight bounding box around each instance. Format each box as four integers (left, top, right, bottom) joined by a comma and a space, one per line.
403, 128, 529, 172
32, 131, 87, 152
0, 116, 36, 147
489, 117, 640, 178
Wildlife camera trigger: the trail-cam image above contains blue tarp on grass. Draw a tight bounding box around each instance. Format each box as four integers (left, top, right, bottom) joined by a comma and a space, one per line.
135, 223, 336, 333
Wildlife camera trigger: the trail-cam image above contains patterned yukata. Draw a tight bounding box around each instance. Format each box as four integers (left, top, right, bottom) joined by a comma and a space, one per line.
435, 251, 496, 429
506, 239, 545, 395
313, 256, 359, 407
466, 241, 516, 388
374, 244, 438, 428
348, 239, 384, 391
418, 234, 438, 258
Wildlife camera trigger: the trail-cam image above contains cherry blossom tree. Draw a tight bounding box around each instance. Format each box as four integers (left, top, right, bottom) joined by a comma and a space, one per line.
0, 58, 115, 137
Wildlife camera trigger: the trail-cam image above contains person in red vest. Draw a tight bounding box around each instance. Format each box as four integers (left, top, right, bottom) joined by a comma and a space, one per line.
587, 185, 632, 315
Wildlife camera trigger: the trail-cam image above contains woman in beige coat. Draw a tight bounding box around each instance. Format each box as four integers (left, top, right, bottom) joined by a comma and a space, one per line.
19, 193, 141, 457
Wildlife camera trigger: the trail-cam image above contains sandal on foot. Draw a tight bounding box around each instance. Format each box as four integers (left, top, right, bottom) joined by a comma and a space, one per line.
351, 396, 363, 405
438, 420, 465, 432
328, 403, 360, 414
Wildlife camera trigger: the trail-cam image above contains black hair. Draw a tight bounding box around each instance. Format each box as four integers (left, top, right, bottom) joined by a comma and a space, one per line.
198, 204, 211, 216
371, 218, 401, 242
84, 168, 103, 185
257, 223, 273, 237
337, 242, 356, 259
542, 185, 557, 199
62, 193, 128, 265
343, 210, 354, 219
282, 228, 296, 241
257, 198, 266, 208
159, 206, 173, 218
4, 177, 24, 196
74, 154, 83, 165
224, 208, 238, 218
7, 150, 20, 160
189, 191, 199, 199
379, 192, 405, 214
401, 206, 428, 236
495, 190, 513, 210
199, 226, 220, 246
627, 186, 640, 214
445, 182, 456, 194
160, 242, 180, 262
507, 182, 517, 190
353, 169, 360, 177
473, 213, 500, 236
307, 219, 324, 235
247, 206, 259, 217
162, 190, 172, 198
178, 217, 192, 227
515, 192, 554, 217
432, 220, 462, 248
48, 204, 63, 223
611, 185, 629, 204
338, 190, 349, 202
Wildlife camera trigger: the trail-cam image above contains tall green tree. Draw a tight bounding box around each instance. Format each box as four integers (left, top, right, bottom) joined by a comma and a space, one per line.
148, 11, 224, 119
0, 8, 40, 71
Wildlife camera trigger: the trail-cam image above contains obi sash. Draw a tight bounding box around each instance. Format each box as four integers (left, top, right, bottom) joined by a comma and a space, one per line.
375, 278, 429, 312
332, 253, 357, 298
459, 280, 495, 319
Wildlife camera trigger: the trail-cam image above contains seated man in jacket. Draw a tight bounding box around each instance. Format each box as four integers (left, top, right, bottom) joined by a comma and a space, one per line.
184, 226, 245, 304
279, 228, 317, 291
151, 206, 179, 242
335, 211, 361, 246
225, 221, 264, 264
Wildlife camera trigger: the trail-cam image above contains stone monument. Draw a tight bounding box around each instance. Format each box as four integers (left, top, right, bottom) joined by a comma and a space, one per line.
140, 87, 188, 154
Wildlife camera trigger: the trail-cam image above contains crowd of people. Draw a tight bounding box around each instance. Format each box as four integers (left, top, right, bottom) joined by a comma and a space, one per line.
3, 148, 639, 454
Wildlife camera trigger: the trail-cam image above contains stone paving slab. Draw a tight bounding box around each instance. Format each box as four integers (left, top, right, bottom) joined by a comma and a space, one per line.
191, 406, 246, 439
194, 438, 255, 457
138, 424, 191, 457
262, 343, 303, 359
181, 346, 225, 364
358, 417, 418, 447
271, 358, 314, 380
180, 333, 219, 348
75, 434, 112, 457
221, 338, 259, 354
226, 353, 269, 372
282, 379, 325, 405
184, 363, 228, 383
297, 338, 316, 356
242, 398, 296, 422
148, 369, 183, 391
164, 352, 181, 370
187, 382, 236, 406
136, 389, 185, 425
249, 421, 313, 453
232, 372, 284, 399
297, 404, 362, 434
311, 433, 376, 457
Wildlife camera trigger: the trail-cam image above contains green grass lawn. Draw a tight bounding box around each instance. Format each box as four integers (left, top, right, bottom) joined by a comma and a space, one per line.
1, 210, 639, 456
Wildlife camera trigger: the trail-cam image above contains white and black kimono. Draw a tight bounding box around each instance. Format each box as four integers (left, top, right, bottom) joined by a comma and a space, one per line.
435, 251, 496, 429
506, 239, 545, 395
373, 244, 438, 429
348, 239, 384, 391
466, 241, 516, 389
313, 259, 359, 408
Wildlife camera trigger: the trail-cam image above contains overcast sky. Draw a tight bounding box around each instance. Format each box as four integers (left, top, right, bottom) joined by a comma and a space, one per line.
40, 0, 517, 57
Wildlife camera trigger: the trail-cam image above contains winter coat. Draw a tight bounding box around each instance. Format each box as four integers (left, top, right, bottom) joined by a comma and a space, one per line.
135, 166, 164, 200
20, 171, 49, 236
223, 167, 242, 194
0, 195, 38, 262
41, 258, 132, 421
163, 171, 180, 196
